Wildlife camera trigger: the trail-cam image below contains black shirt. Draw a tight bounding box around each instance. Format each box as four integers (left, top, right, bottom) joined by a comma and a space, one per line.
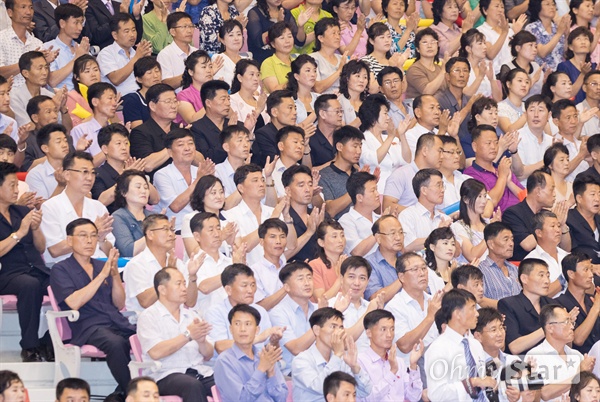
130, 118, 174, 179
502, 199, 536, 261
556, 289, 600, 354
190, 116, 233, 164
0, 205, 49, 292
288, 206, 318, 263
122, 91, 150, 125
309, 126, 335, 167
91, 162, 120, 213
21, 130, 76, 172
577, 166, 600, 183
567, 207, 600, 264
252, 122, 279, 167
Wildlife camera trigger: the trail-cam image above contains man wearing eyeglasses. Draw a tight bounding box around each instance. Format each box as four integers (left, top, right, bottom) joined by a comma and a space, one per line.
576, 70, 600, 138
40, 151, 115, 267
438, 136, 471, 211
377, 66, 413, 129
123, 213, 202, 318
309, 94, 343, 168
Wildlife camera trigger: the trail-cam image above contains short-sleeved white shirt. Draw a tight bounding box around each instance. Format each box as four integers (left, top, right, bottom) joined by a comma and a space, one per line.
398, 202, 448, 247
97, 42, 139, 96
0, 27, 42, 87
26, 159, 58, 200
338, 207, 379, 256
153, 162, 198, 232
157, 41, 197, 91
360, 130, 408, 194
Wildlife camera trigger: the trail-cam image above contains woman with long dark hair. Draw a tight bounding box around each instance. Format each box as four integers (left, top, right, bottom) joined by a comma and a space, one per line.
361, 22, 409, 82
544, 143, 575, 207
459, 29, 501, 101
309, 219, 346, 300
405, 27, 448, 99
286, 54, 319, 124
424, 227, 456, 292
231, 59, 270, 131
338, 59, 369, 126
175, 50, 214, 124
67, 55, 100, 127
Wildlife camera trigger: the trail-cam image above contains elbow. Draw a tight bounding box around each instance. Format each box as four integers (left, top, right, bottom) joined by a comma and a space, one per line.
48, 247, 62, 258
396, 338, 413, 354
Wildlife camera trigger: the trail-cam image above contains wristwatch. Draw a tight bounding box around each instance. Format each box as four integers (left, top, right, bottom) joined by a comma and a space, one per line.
11, 233, 20, 243
183, 329, 192, 342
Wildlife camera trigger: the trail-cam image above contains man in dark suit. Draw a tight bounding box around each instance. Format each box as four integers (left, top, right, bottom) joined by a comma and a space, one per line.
83, 0, 143, 48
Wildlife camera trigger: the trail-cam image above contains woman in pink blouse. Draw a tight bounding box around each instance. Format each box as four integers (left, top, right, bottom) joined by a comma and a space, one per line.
66, 55, 100, 127
175, 50, 217, 124
309, 219, 347, 301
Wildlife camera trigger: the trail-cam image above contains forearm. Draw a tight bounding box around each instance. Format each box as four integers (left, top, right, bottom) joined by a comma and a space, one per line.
315, 277, 342, 300
224, 191, 242, 210
325, 194, 352, 217
64, 274, 107, 310
547, 279, 563, 298
487, 176, 508, 207
49, 61, 75, 88
198, 274, 223, 295
111, 274, 126, 310
349, 235, 376, 256
48, 239, 73, 258
559, 232, 571, 251
574, 307, 600, 345
148, 335, 189, 360
284, 329, 315, 355
375, 135, 396, 164
397, 315, 435, 353
256, 287, 287, 311
265, 180, 277, 207
370, 279, 402, 303
537, 33, 563, 58
49, 183, 66, 198
463, 74, 485, 97
107, 61, 136, 86
215, 339, 234, 354
162, 75, 183, 89
340, 28, 363, 55
572, 73, 586, 96
92, 152, 106, 168
404, 238, 426, 252
286, 229, 316, 260
486, 32, 509, 60
32, 228, 45, 253
0, 64, 20, 78
422, 73, 446, 95
508, 328, 545, 354
506, 2, 528, 19
185, 278, 198, 307
97, 185, 116, 206
568, 152, 586, 174
313, 69, 342, 94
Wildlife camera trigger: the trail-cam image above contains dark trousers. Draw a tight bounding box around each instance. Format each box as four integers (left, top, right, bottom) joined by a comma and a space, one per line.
0, 270, 49, 349
86, 326, 135, 392
157, 372, 214, 402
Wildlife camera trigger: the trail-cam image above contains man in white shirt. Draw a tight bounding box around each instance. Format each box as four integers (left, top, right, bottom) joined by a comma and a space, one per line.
386, 252, 441, 378
0, 75, 19, 144
157, 12, 197, 90
439, 136, 471, 210
338, 171, 380, 257
137, 267, 215, 402
70, 82, 118, 167
25, 123, 68, 199
576, 70, 600, 138
552, 99, 591, 181
323, 372, 358, 402
398, 168, 451, 252
383, 133, 443, 211
222, 163, 296, 266
41, 151, 115, 266
154, 128, 214, 232
272, 126, 312, 196
97, 13, 152, 96
404, 95, 441, 157
425, 289, 495, 402
252, 218, 288, 311
214, 125, 249, 203
123, 214, 201, 316
525, 304, 596, 401
292, 307, 372, 402
525, 210, 569, 298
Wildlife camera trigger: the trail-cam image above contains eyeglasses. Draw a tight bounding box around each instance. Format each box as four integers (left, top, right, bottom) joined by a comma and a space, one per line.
157, 99, 180, 106
587, 82, 600, 88
483, 325, 507, 335
451, 68, 470, 75
71, 233, 99, 241
66, 168, 97, 178
442, 149, 463, 156
430, 182, 446, 190
548, 319, 574, 327
404, 266, 428, 274
150, 226, 176, 233
327, 108, 344, 115
173, 25, 195, 30
420, 40, 438, 47
382, 79, 402, 86
377, 230, 405, 238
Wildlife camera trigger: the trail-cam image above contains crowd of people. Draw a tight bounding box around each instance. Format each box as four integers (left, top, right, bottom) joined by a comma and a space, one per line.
3, 0, 600, 400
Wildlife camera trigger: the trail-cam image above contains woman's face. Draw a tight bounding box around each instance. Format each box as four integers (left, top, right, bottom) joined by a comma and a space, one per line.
431, 237, 456, 262
576, 379, 600, 402
191, 57, 214, 85
476, 106, 498, 127
385, 0, 406, 20
266, 0, 282, 7
484, 0, 505, 23
371, 30, 393, 53
550, 151, 571, 177
334, 0, 357, 23
551, 74, 573, 100
203, 182, 225, 212
574, 0, 595, 22
124, 175, 149, 207
305, 0, 323, 8
347, 68, 369, 94
240, 65, 261, 92
273, 28, 295, 54
507, 72, 531, 98
517, 41, 538, 62
375, 105, 390, 129
77, 61, 101, 87
295, 61, 317, 88
539, 0, 556, 19
221, 26, 243, 52
468, 38, 487, 59
321, 226, 346, 255
441, 0, 460, 23
418, 35, 439, 59
472, 189, 488, 215
570, 34, 592, 55
319, 25, 342, 50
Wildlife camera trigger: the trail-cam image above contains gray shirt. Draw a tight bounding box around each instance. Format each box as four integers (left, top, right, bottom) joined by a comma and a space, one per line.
320, 162, 356, 220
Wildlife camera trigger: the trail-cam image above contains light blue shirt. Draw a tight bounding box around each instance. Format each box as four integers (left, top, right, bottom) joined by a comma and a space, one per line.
97, 42, 138, 95
292, 343, 372, 402
70, 117, 103, 157
45, 37, 76, 91
268, 295, 316, 375
364, 248, 401, 300
0, 113, 18, 142
214, 344, 288, 402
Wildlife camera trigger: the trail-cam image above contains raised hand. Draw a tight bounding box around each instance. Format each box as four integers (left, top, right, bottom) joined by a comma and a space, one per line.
94, 213, 114, 242
406, 11, 420, 32
461, 10, 476, 32
389, 343, 399, 374
197, 158, 216, 177
232, 241, 247, 264
16, 123, 33, 145
135, 39, 153, 58
76, 134, 93, 151
497, 156, 512, 181
75, 37, 91, 58
409, 339, 425, 369
234, 14, 248, 29
490, 207, 502, 223
512, 14, 528, 34
297, 6, 315, 27
257, 343, 283, 374
124, 157, 147, 172
243, 110, 258, 131
132, 0, 145, 18
427, 290, 443, 317
212, 55, 225, 75
29, 208, 43, 231
331, 328, 346, 357
2, 122, 13, 136
551, 200, 568, 226
220, 221, 238, 246
188, 318, 212, 343
167, 247, 178, 268
333, 291, 351, 312
438, 109, 451, 134
263, 155, 279, 179
187, 250, 206, 277
299, 120, 317, 139
176, 0, 187, 12
343, 335, 360, 373
269, 326, 285, 346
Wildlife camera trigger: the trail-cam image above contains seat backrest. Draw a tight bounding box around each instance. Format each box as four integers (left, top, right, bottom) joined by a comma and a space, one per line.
174, 235, 185, 260
286, 379, 293, 402
129, 334, 143, 362
210, 385, 221, 402
47, 286, 72, 340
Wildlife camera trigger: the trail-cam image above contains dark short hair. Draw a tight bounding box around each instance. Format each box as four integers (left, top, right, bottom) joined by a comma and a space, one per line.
146, 83, 175, 105
518, 258, 549, 286
126, 377, 155, 398
439, 288, 476, 325
0, 371, 22, 395
532, 209, 558, 238
471, 124, 496, 143
562, 251, 592, 283
396, 251, 422, 273
267, 21, 292, 47
573, 174, 600, 200
313, 18, 340, 52
414, 28, 439, 62
87, 82, 116, 112
412, 168, 443, 199
483, 221, 512, 243
509, 30, 537, 57
153, 267, 179, 296
281, 164, 311, 188
358, 94, 389, 132
98, 123, 129, 148
551, 99, 577, 120
524, 94, 552, 112
346, 171, 376, 204
526, 170, 550, 193
114, 170, 148, 209
371, 214, 398, 236
189, 212, 219, 234
0, 162, 18, 187
543, 143, 570, 168
313, 93, 337, 120
166, 11, 191, 30
182, 50, 211, 90
190, 175, 224, 212
221, 263, 254, 287
333, 125, 364, 149
54, 3, 83, 26
18, 51, 45, 73
0, 135, 16, 153
141, 213, 169, 236
228, 303, 261, 325
279, 261, 313, 283
133, 56, 161, 81
62, 150, 93, 170
339, 60, 370, 101
450, 264, 483, 288
200, 80, 230, 105
587, 133, 600, 153
540, 303, 565, 331
377, 66, 403, 86
26, 95, 54, 118
233, 163, 262, 187
220, 125, 250, 145
65, 218, 96, 236
276, 125, 305, 145
165, 128, 194, 149
36, 123, 67, 149
415, 133, 439, 155
109, 12, 135, 33
445, 56, 470, 73
363, 309, 394, 330
72, 55, 98, 93
323, 371, 357, 399
309, 307, 344, 328
340, 256, 371, 278
571, 371, 600, 402
473, 307, 503, 334
266, 90, 294, 116
258, 217, 288, 238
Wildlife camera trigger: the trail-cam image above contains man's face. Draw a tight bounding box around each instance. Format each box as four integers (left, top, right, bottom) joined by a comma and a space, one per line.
475, 318, 505, 353
58, 388, 90, 402
23, 57, 49, 87
160, 269, 188, 304
238, 171, 266, 200
278, 132, 304, 162
92, 90, 118, 119
327, 382, 356, 402
113, 19, 137, 49
446, 61, 469, 89
167, 136, 195, 165
441, 141, 461, 172
125, 381, 158, 402
193, 217, 221, 251
584, 74, 600, 101
423, 137, 444, 169
261, 228, 287, 259
576, 183, 600, 215
374, 216, 404, 253
487, 229, 514, 260
554, 106, 579, 137
0, 147, 15, 163
151, 90, 178, 121
421, 174, 445, 206
33, 100, 60, 127
0, 173, 19, 205
169, 17, 194, 42
569, 259, 595, 292
272, 97, 297, 126
546, 307, 574, 344
147, 218, 176, 250
7, 0, 33, 26
380, 73, 403, 101
0, 83, 9, 114
64, 157, 96, 193
315, 316, 344, 348
137, 66, 162, 89
222, 131, 250, 161
535, 174, 556, 208
366, 317, 395, 350
61, 15, 84, 39
458, 277, 484, 304
320, 99, 343, 128
206, 90, 230, 118
416, 95, 441, 129
229, 311, 260, 346
526, 101, 550, 131
536, 216, 562, 247
457, 299, 479, 330
102, 133, 130, 163
340, 266, 369, 300
42, 131, 70, 160
283, 268, 313, 298
226, 274, 257, 305
521, 264, 550, 296
398, 256, 429, 292
67, 223, 99, 257
337, 138, 362, 165
286, 172, 313, 206
473, 130, 499, 163
357, 180, 380, 211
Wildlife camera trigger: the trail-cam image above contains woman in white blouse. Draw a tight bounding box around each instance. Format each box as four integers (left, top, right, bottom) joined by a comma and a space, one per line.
497, 68, 531, 133
230, 59, 270, 132
338, 59, 370, 127
459, 28, 502, 102
357, 93, 411, 193
310, 18, 345, 94
285, 54, 319, 124
212, 19, 252, 86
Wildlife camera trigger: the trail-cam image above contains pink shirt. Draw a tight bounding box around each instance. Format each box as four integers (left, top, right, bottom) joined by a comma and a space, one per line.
175, 85, 204, 124
340, 23, 368, 58
309, 258, 339, 292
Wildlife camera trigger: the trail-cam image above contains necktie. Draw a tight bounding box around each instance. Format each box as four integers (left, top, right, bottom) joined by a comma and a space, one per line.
462, 338, 487, 402
105, 0, 114, 15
